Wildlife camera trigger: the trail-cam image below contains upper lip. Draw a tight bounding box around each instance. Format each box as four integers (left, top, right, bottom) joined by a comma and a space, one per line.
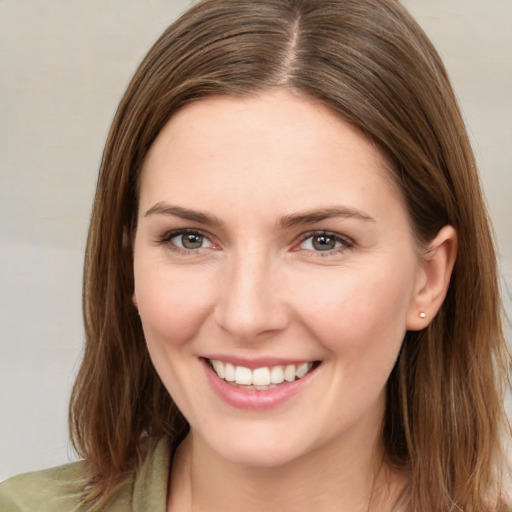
201, 355, 319, 369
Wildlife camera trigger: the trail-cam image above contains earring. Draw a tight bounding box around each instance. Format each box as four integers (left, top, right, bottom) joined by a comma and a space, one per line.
419, 312, 427, 319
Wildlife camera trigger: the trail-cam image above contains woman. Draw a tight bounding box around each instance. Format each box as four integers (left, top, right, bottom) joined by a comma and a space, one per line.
1, 0, 509, 510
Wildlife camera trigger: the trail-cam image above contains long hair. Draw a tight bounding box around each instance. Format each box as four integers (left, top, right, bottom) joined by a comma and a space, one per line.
69, 0, 510, 509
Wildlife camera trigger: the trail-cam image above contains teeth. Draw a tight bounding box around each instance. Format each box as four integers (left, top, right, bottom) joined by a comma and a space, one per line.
234, 365, 252, 385
295, 362, 310, 378
284, 364, 296, 382
270, 365, 284, 384
211, 360, 225, 379
209, 360, 314, 387
224, 362, 235, 382
253, 367, 270, 386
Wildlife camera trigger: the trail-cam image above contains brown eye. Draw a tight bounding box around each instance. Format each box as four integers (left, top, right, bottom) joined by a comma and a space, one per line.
297, 231, 352, 254
312, 234, 336, 251
181, 233, 204, 249
163, 230, 213, 251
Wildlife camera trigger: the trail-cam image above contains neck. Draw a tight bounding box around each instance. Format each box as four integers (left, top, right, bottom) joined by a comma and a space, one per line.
167, 420, 405, 512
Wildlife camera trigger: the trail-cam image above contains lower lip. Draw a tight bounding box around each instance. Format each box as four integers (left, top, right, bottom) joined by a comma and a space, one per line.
202, 359, 317, 410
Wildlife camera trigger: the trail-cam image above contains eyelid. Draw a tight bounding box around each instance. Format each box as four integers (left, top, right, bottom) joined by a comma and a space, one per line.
159, 228, 206, 242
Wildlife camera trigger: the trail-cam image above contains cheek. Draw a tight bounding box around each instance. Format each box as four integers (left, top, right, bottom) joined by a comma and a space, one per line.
134, 264, 218, 347
290, 263, 415, 355
133, 265, 218, 418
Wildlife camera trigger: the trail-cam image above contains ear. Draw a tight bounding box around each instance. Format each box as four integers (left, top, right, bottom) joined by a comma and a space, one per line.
407, 225, 458, 331
132, 293, 138, 310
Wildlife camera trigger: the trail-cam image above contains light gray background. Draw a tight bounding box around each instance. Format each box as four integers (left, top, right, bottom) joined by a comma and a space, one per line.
1, 0, 510, 481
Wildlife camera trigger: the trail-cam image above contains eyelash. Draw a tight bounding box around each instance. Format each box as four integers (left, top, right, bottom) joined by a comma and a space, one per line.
155, 229, 354, 256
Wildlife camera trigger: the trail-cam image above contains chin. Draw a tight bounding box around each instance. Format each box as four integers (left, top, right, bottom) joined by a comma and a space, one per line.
196, 424, 319, 469
217, 444, 302, 469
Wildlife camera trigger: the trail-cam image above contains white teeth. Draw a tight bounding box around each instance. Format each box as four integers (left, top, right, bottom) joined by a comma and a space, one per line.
270, 365, 284, 384
209, 360, 315, 387
284, 364, 296, 382
234, 365, 252, 385
224, 362, 235, 382
295, 362, 311, 378
252, 367, 271, 386
211, 360, 225, 378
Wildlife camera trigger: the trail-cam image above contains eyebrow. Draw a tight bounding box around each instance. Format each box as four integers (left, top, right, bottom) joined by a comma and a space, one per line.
278, 207, 375, 227
145, 202, 375, 228
144, 202, 223, 226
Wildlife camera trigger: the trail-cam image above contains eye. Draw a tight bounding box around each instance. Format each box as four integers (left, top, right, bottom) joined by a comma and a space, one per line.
297, 231, 352, 253
158, 229, 214, 251
173, 232, 209, 249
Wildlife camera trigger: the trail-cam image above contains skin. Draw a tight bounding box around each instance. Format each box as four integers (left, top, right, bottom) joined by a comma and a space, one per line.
133, 91, 457, 512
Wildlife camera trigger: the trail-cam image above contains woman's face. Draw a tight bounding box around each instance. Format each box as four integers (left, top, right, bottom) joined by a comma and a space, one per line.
133, 91, 425, 468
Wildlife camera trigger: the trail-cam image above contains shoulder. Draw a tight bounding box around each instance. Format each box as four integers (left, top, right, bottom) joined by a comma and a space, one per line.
0, 461, 90, 512
0, 437, 172, 512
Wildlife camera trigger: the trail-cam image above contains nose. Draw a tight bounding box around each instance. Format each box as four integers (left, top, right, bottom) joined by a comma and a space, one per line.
214, 250, 290, 342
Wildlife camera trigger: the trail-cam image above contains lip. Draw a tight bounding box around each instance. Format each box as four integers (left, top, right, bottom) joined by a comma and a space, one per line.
201, 357, 319, 411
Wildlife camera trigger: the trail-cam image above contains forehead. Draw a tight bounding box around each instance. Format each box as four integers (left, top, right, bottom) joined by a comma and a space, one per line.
139, 91, 405, 224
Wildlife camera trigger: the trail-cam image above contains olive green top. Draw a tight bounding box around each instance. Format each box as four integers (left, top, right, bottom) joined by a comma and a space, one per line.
0, 437, 170, 511
3, 439, 506, 512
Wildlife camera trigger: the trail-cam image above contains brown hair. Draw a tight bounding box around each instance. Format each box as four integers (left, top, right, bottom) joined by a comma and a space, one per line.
70, 0, 510, 509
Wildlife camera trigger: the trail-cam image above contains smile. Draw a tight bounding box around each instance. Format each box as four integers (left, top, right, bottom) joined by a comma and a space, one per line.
208, 359, 316, 390
202, 357, 321, 410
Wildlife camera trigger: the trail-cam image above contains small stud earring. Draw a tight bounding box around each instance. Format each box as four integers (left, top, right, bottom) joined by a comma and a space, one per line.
419, 312, 427, 319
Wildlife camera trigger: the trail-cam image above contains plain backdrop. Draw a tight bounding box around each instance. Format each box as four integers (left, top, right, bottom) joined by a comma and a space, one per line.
1, 0, 511, 481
